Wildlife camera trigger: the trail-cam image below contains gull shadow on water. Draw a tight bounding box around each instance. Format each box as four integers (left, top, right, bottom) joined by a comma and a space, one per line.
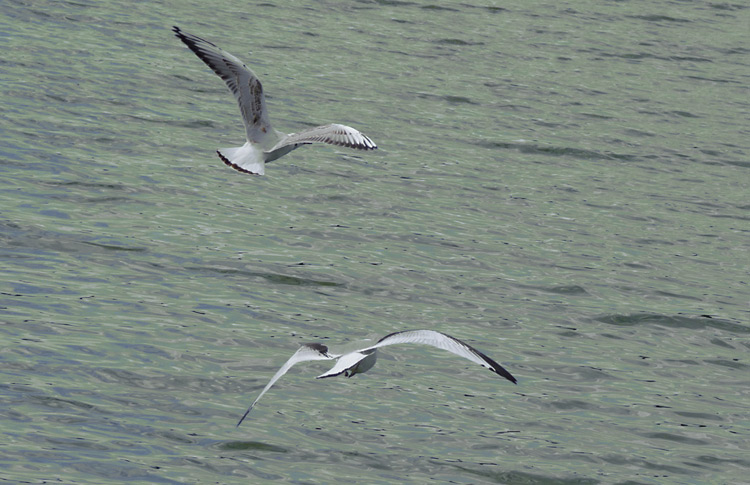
2, 222, 148, 254
55, 461, 184, 484
515, 283, 589, 296
477, 140, 637, 162
594, 313, 749, 334
185, 265, 342, 287
218, 441, 287, 453
415, 92, 478, 105
41, 180, 129, 191
445, 463, 599, 485
82, 241, 147, 252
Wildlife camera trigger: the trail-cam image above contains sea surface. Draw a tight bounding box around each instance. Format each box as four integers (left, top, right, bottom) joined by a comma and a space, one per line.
1, 0, 749, 483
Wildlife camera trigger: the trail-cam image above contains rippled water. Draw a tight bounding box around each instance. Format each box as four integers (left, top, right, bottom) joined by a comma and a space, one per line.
2, 0, 749, 483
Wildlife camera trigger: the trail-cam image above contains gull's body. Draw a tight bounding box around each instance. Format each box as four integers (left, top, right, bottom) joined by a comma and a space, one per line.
172, 26, 377, 176
236, 329, 516, 426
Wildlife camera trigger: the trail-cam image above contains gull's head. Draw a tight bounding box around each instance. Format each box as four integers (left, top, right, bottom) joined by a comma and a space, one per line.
304, 342, 332, 357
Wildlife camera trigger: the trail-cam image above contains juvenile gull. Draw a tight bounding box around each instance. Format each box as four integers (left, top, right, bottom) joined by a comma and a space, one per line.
172, 26, 377, 176
236, 329, 516, 426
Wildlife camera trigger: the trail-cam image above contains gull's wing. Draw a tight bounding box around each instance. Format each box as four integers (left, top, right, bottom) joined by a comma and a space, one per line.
236, 343, 336, 427
334, 329, 517, 384
173, 26, 273, 144
267, 123, 377, 154
316, 350, 373, 379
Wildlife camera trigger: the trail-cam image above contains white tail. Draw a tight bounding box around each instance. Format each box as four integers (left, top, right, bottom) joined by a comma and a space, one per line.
216, 143, 265, 175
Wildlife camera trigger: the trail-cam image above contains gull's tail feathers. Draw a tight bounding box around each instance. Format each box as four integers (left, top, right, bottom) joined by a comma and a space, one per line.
216, 144, 264, 176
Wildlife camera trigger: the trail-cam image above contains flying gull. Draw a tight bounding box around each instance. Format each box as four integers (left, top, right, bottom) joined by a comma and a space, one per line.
236, 329, 516, 426
173, 26, 377, 176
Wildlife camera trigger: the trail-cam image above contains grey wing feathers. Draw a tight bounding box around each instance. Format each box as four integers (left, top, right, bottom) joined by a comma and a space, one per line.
236, 343, 335, 427
370, 330, 517, 384
268, 123, 377, 153
172, 26, 272, 143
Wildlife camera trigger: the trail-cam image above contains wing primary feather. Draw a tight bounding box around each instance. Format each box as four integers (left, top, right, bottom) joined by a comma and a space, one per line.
371, 330, 517, 384
267, 123, 378, 155
236, 343, 334, 427
173, 26, 273, 144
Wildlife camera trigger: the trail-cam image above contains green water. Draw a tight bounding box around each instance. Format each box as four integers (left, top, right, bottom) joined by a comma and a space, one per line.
2, 0, 748, 483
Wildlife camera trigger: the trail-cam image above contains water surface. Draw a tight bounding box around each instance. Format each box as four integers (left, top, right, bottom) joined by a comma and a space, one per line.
1, 0, 748, 483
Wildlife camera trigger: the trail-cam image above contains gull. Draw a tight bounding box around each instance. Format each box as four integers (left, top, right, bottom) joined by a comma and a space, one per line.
236, 329, 516, 426
172, 26, 377, 176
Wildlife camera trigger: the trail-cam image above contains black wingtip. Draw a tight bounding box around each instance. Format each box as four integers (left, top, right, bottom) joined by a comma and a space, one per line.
494, 362, 518, 384
236, 407, 252, 428
172, 26, 190, 44
477, 349, 517, 384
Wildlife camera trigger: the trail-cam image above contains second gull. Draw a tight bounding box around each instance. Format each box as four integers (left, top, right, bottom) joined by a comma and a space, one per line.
236, 329, 516, 426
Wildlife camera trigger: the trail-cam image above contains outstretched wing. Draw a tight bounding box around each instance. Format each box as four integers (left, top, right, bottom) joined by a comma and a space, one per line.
267, 123, 377, 154
236, 343, 335, 427
173, 26, 273, 144
367, 329, 517, 384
